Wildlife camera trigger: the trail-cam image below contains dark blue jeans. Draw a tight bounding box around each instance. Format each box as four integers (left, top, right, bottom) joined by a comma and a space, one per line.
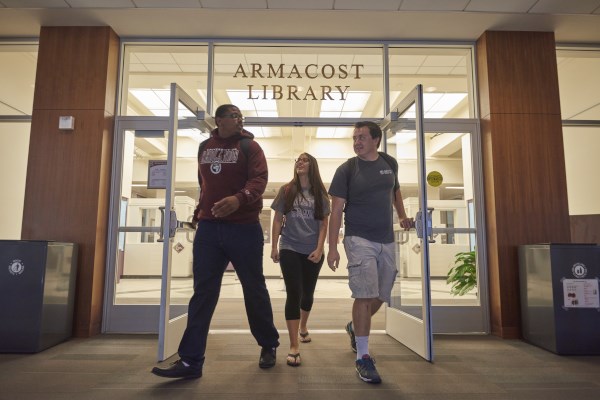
178, 220, 279, 367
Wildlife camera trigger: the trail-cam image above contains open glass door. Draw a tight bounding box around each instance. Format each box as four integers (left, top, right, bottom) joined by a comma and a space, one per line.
156, 84, 207, 361
103, 83, 211, 361
384, 84, 434, 361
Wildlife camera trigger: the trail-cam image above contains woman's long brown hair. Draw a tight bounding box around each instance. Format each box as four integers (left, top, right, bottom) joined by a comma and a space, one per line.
282, 153, 329, 220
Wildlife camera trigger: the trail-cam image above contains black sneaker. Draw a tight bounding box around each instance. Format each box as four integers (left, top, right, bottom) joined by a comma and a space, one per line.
259, 347, 276, 368
355, 354, 381, 384
151, 359, 202, 379
345, 321, 357, 353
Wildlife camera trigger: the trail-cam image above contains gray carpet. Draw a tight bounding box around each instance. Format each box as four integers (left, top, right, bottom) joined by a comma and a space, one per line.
1, 332, 599, 400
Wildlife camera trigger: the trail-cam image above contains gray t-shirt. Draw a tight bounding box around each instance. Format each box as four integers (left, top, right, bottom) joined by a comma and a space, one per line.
328, 156, 398, 243
271, 186, 331, 255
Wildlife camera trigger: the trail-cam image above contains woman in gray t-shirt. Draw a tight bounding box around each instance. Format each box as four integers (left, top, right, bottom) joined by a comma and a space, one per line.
271, 152, 330, 367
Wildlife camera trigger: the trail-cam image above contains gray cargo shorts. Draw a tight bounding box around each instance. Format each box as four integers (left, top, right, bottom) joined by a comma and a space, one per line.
343, 235, 398, 304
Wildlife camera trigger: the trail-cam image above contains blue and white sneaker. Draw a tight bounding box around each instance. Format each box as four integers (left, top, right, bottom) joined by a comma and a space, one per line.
355, 354, 382, 384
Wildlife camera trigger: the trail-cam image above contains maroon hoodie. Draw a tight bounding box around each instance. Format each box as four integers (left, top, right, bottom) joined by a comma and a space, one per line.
196, 128, 268, 224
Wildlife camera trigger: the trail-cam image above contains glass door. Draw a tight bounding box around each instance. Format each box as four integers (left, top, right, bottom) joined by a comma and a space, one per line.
383, 85, 434, 361
103, 84, 212, 361
103, 91, 486, 349
412, 118, 487, 334
156, 84, 205, 361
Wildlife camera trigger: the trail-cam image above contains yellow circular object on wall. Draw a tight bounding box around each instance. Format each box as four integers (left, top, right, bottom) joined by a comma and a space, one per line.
427, 171, 443, 187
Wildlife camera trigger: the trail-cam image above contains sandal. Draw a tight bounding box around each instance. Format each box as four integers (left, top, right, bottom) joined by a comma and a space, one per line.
286, 353, 301, 367
299, 331, 311, 343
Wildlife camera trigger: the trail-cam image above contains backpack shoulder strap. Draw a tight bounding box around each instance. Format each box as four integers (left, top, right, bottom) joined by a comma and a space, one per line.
345, 156, 358, 189
196, 139, 210, 186
378, 152, 399, 198
343, 157, 358, 210
378, 152, 398, 174
239, 137, 251, 158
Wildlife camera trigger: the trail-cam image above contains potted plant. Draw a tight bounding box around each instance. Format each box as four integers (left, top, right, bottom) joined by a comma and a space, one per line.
446, 250, 477, 296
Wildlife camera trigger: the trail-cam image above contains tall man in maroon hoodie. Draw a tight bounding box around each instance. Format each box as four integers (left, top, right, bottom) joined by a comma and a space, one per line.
152, 104, 279, 379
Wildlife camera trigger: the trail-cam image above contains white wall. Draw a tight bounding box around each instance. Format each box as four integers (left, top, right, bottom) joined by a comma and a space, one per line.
0, 123, 30, 239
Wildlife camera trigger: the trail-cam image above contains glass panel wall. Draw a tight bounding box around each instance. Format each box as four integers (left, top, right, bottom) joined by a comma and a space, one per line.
0, 43, 37, 239
388, 47, 474, 118
113, 41, 480, 323
562, 127, 600, 215
120, 44, 209, 116
557, 48, 600, 243
557, 49, 600, 121
0, 122, 31, 239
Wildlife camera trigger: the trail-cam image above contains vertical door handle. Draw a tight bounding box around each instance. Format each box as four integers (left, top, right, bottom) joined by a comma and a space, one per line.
415, 210, 423, 239
157, 206, 166, 242
415, 207, 436, 243
169, 210, 178, 238
426, 207, 435, 243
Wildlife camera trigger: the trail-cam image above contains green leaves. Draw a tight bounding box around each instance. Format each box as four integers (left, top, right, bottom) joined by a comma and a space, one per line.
446, 251, 477, 296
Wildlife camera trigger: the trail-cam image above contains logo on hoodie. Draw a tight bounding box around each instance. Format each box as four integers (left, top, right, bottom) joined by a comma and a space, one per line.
201, 148, 240, 175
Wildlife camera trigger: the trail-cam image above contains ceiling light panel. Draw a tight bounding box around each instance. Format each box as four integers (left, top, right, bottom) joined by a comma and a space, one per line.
429, 93, 467, 113
315, 127, 353, 138
227, 89, 278, 117
130, 88, 196, 117
225, 90, 257, 110
392, 93, 467, 118
343, 91, 370, 111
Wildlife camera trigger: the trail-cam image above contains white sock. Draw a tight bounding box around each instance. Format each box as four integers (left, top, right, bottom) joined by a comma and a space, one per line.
356, 336, 369, 360
181, 360, 190, 367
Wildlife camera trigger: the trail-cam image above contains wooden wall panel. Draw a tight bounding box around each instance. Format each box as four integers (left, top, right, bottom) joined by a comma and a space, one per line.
491, 114, 569, 239
477, 31, 570, 338
23, 27, 119, 337
484, 31, 561, 116
33, 27, 117, 112
570, 215, 600, 244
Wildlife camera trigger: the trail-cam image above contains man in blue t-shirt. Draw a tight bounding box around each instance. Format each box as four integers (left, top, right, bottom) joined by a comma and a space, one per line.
327, 121, 413, 384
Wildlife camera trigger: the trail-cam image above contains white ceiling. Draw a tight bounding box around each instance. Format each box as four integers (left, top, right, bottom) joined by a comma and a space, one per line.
0, 0, 600, 43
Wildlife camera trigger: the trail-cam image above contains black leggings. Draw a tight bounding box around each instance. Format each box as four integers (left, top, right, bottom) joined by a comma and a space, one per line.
279, 249, 324, 321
